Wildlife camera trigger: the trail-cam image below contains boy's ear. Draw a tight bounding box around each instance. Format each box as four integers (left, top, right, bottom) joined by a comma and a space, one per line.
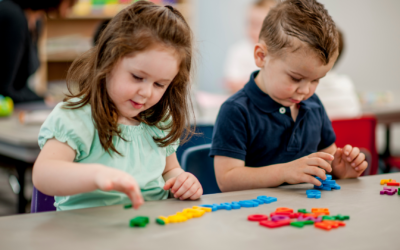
254, 42, 268, 68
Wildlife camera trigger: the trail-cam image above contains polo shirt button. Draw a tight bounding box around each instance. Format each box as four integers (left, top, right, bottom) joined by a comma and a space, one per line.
279, 107, 286, 114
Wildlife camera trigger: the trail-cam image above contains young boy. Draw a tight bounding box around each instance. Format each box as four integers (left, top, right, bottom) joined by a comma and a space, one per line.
210, 0, 368, 192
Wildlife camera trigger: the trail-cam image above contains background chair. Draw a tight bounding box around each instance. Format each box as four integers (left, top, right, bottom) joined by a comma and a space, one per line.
176, 124, 214, 165
181, 144, 221, 195
331, 115, 378, 176
30, 186, 55, 213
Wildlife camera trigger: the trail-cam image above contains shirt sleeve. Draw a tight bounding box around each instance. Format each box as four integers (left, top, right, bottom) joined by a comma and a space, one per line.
209, 101, 248, 161
317, 103, 337, 150
38, 102, 95, 161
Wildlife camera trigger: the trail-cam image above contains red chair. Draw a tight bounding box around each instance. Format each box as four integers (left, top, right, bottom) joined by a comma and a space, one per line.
331, 116, 378, 176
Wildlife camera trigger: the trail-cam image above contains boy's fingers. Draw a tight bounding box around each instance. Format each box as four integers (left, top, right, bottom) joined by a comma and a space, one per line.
163, 177, 176, 191
171, 174, 189, 193
307, 158, 332, 172
332, 148, 342, 167
312, 152, 334, 162
351, 153, 365, 167
347, 147, 360, 162
355, 161, 368, 173
302, 174, 321, 186
304, 167, 325, 183
343, 144, 353, 156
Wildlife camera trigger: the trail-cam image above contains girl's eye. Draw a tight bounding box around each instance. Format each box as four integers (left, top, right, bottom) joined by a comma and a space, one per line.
132, 74, 143, 81
154, 82, 164, 88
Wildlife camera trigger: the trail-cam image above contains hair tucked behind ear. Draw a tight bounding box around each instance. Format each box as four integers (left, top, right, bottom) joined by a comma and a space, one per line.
64, 1, 195, 155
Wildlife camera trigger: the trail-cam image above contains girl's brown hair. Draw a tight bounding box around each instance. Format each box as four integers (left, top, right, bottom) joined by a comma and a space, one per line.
259, 0, 338, 65
64, 1, 195, 155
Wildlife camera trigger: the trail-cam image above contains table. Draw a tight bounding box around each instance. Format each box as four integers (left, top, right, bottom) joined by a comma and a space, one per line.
363, 102, 400, 172
0, 102, 49, 213
0, 173, 398, 250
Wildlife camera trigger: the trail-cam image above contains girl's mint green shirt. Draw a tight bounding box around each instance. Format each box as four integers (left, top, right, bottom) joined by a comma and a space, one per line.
38, 99, 179, 211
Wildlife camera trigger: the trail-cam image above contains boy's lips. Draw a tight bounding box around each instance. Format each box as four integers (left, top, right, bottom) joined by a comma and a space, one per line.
290, 98, 301, 104
130, 100, 144, 109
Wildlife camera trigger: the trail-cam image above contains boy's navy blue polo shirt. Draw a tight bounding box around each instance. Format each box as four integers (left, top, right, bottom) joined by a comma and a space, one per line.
210, 71, 336, 167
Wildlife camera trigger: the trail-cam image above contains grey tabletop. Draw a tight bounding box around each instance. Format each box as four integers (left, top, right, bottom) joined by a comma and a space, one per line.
0, 173, 399, 250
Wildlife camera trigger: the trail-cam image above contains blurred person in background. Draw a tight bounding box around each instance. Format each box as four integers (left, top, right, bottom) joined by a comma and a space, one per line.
223, 0, 277, 94
0, 0, 77, 104
315, 29, 362, 120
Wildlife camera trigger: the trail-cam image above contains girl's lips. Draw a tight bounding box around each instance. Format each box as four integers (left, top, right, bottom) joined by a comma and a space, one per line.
130, 100, 144, 109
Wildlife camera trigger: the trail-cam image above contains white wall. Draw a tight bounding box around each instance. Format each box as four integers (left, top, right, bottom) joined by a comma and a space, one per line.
194, 0, 400, 93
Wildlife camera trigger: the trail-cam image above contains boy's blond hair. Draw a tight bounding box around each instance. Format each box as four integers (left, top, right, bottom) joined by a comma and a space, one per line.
259, 0, 338, 65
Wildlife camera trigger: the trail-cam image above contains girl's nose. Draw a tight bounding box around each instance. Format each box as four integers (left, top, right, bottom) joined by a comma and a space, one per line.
138, 82, 152, 98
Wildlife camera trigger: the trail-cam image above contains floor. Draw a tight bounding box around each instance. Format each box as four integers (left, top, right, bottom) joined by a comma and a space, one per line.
0, 167, 32, 216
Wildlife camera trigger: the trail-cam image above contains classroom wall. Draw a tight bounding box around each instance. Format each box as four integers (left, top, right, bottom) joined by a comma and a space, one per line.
193, 0, 400, 154
194, 0, 400, 93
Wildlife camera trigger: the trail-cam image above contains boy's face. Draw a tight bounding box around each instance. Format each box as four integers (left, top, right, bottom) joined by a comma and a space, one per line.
254, 42, 338, 108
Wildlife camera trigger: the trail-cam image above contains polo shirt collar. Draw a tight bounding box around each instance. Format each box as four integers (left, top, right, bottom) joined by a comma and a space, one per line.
244, 70, 320, 113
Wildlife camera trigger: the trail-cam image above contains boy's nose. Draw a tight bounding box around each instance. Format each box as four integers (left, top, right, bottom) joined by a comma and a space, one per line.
297, 82, 311, 95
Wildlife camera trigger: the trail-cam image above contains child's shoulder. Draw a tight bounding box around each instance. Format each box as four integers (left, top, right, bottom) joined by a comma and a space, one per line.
51, 97, 92, 121
224, 89, 249, 108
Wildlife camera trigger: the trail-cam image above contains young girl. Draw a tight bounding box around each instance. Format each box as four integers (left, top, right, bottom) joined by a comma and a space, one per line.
33, 1, 202, 211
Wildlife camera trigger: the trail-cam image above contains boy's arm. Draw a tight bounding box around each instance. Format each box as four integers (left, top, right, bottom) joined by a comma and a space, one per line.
214, 152, 333, 192
214, 156, 285, 192
33, 139, 143, 208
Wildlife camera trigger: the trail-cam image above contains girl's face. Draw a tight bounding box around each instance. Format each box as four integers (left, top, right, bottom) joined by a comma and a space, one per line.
254, 41, 338, 108
106, 45, 180, 125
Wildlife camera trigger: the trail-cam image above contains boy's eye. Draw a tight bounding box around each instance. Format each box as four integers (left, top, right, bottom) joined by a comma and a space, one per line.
290, 76, 301, 82
132, 74, 143, 81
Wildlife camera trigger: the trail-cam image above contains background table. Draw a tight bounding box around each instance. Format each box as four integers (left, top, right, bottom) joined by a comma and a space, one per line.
0, 173, 398, 250
363, 101, 400, 172
0, 102, 48, 213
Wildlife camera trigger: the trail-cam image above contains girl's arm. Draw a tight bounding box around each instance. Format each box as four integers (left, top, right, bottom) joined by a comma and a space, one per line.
162, 153, 203, 200
33, 139, 144, 209
214, 152, 334, 192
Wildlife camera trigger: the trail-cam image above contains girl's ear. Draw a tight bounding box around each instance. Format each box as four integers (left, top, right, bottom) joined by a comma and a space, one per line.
254, 42, 268, 68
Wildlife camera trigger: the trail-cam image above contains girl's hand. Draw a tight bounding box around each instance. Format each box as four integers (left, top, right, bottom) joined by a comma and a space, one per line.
163, 172, 203, 200
94, 166, 144, 209
331, 145, 368, 179
282, 152, 334, 186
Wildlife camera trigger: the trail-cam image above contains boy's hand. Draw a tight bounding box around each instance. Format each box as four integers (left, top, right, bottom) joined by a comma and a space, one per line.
283, 152, 334, 186
95, 166, 144, 209
331, 145, 368, 179
163, 172, 203, 200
